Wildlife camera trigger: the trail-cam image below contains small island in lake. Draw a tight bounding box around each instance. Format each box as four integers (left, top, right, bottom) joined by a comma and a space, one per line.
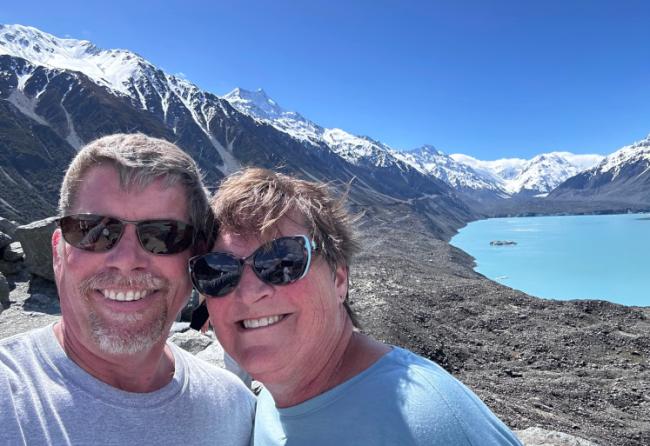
490, 240, 517, 246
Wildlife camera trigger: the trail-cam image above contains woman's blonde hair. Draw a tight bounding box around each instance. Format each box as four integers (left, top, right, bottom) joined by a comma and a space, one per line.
212, 168, 361, 326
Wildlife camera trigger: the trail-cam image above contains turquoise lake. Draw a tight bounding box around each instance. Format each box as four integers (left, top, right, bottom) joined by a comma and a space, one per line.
450, 213, 650, 307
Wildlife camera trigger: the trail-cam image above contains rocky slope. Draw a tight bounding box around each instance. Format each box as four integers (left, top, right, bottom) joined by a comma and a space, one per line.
1, 209, 647, 446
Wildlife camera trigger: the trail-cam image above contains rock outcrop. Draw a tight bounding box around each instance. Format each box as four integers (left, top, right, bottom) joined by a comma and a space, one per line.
0, 272, 9, 310
14, 217, 57, 281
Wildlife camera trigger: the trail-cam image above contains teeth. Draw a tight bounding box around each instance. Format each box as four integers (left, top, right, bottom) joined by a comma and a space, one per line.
242, 315, 284, 329
101, 289, 149, 302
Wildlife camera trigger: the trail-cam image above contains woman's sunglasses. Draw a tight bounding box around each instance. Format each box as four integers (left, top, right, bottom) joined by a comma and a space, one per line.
57, 213, 194, 255
188, 235, 317, 297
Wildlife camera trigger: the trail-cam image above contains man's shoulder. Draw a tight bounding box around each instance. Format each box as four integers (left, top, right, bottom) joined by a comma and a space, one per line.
0, 327, 53, 392
0, 326, 50, 363
0, 326, 45, 346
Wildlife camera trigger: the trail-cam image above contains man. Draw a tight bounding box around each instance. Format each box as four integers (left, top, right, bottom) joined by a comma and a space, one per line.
190, 168, 523, 445
0, 134, 254, 445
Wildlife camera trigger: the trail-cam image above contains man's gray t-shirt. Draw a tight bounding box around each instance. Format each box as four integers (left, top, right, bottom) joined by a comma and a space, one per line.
0, 324, 255, 445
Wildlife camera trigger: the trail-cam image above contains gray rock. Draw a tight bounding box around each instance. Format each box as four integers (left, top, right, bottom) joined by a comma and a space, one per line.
0, 259, 23, 276
168, 330, 213, 354
14, 217, 57, 282
0, 272, 9, 309
3, 242, 24, 262
170, 322, 191, 334
0, 217, 18, 237
515, 427, 600, 446
0, 231, 12, 250
195, 340, 226, 368
27, 293, 57, 307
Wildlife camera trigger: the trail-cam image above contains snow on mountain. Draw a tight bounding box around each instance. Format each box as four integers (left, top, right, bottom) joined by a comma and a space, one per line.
0, 24, 223, 122
450, 154, 526, 182
0, 24, 142, 96
594, 136, 650, 180
450, 152, 603, 195
0, 24, 242, 172
394, 145, 504, 192
549, 136, 650, 204
222, 86, 607, 196
2, 23, 606, 197
222, 87, 407, 168
222, 87, 323, 147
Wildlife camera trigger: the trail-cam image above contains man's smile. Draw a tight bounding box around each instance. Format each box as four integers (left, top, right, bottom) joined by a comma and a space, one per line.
100, 289, 155, 302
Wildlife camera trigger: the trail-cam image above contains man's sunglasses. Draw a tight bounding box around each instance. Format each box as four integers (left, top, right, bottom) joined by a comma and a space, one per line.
57, 213, 194, 255
189, 235, 317, 297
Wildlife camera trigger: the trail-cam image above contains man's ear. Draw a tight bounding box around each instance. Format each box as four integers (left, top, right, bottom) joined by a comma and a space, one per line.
52, 229, 63, 272
334, 265, 348, 304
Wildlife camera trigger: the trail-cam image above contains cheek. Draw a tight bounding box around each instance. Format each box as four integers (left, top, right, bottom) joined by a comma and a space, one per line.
206, 301, 230, 331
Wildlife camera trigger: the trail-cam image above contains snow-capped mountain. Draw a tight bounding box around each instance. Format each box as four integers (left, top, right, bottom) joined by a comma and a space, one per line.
450, 154, 526, 182
550, 136, 650, 204
450, 152, 604, 196
394, 146, 504, 192
223, 88, 322, 147
0, 24, 471, 226
0, 24, 241, 171
221, 87, 602, 198
222, 87, 416, 169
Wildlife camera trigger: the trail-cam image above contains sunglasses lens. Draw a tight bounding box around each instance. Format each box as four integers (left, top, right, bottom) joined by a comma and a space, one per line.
138, 220, 193, 255
59, 215, 122, 252
191, 253, 242, 297
253, 237, 308, 285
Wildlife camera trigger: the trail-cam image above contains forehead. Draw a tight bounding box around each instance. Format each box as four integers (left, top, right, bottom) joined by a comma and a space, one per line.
215, 216, 309, 253
72, 165, 189, 221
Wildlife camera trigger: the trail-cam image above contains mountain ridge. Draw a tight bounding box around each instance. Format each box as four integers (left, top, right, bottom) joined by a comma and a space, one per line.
0, 23, 472, 234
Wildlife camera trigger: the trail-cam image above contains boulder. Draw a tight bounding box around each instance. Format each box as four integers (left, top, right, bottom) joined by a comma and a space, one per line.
168, 330, 213, 355
14, 217, 57, 282
0, 217, 18, 237
0, 259, 23, 276
3, 242, 24, 262
167, 329, 252, 387
515, 427, 599, 446
195, 340, 226, 368
0, 272, 9, 309
0, 231, 11, 250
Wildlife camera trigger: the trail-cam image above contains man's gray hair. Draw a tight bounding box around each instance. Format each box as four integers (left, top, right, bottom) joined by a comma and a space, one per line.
59, 133, 215, 254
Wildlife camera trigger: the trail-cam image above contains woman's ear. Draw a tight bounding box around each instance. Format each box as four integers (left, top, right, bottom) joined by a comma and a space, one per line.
334, 265, 348, 304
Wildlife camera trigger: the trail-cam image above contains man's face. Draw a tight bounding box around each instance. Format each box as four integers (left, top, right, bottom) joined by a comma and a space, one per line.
53, 165, 193, 356
206, 217, 348, 385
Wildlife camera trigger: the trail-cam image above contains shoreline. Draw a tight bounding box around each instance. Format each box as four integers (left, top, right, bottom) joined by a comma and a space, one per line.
448, 212, 650, 308
349, 205, 649, 446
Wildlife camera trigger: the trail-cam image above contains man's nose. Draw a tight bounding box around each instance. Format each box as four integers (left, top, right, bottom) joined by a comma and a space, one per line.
104, 224, 149, 271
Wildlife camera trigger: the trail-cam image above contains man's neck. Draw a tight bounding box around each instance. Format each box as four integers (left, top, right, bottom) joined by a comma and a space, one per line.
53, 321, 175, 393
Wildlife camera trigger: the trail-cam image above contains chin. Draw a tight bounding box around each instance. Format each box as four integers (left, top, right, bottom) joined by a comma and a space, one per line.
89, 311, 167, 355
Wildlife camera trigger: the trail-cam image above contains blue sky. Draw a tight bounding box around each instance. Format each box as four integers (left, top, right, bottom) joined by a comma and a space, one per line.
2, 0, 650, 159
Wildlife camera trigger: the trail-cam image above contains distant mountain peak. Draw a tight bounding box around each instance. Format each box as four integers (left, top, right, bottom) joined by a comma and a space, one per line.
223, 87, 296, 121
1, 24, 105, 62
409, 144, 444, 156
0, 23, 151, 96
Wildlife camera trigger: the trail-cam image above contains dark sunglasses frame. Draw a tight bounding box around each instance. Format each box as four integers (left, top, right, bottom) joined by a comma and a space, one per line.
188, 235, 317, 297
57, 213, 194, 255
